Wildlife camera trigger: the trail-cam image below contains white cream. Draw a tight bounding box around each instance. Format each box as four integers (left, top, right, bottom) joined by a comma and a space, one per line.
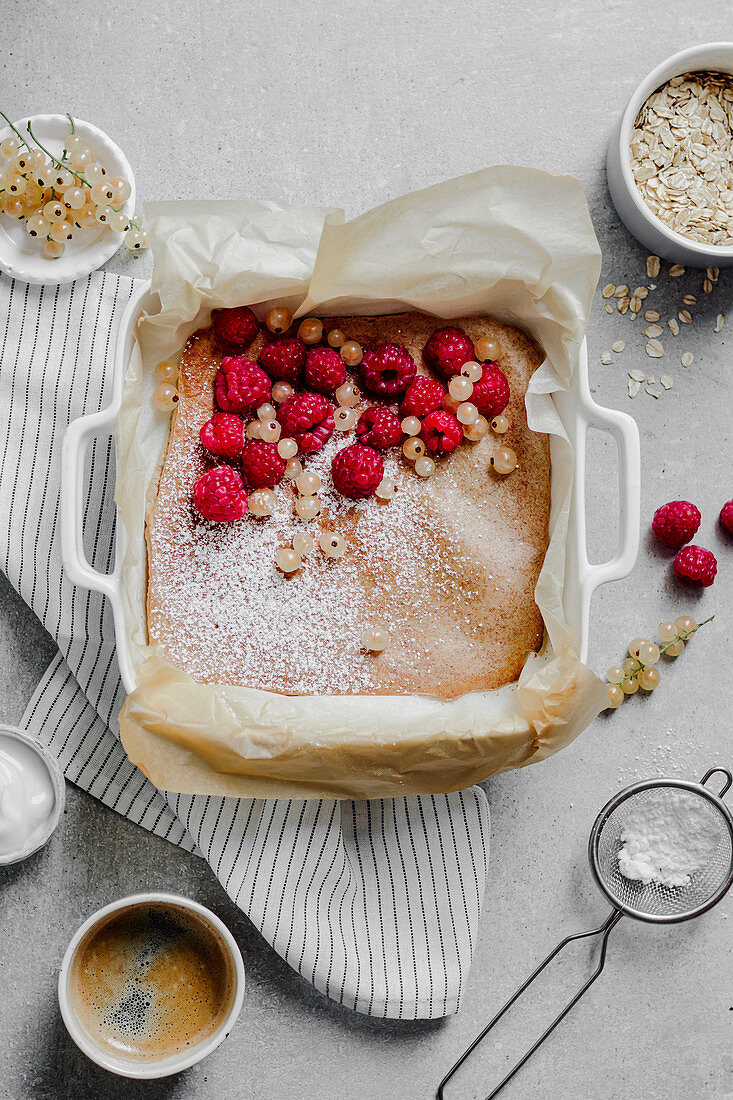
0, 733, 56, 860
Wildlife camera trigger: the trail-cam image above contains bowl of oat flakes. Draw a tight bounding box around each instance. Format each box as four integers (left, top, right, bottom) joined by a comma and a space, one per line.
607, 42, 733, 266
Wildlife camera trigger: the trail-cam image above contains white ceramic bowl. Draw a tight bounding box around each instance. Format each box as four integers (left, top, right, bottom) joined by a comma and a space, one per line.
0, 724, 65, 865
607, 42, 733, 267
58, 892, 246, 1079
0, 113, 135, 286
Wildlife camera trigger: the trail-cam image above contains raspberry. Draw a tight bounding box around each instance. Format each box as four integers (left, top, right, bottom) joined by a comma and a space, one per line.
199, 412, 244, 458
193, 466, 248, 522
259, 337, 306, 385
215, 357, 271, 414
651, 500, 701, 549
278, 392, 335, 454
361, 343, 417, 397
332, 442, 384, 499
423, 327, 475, 377
400, 375, 445, 418
470, 364, 510, 418
673, 544, 717, 588
304, 347, 346, 394
214, 306, 259, 347
420, 410, 462, 454
240, 440, 287, 488
719, 500, 733, 536
356, 406, 402, 449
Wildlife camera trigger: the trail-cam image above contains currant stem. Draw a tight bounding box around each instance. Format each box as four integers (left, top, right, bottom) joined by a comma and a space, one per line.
25, 121, 88, 185
0, 112, 32, 152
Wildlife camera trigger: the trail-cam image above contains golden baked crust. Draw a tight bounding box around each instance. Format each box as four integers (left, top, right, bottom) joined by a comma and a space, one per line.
145, 312, 549, 699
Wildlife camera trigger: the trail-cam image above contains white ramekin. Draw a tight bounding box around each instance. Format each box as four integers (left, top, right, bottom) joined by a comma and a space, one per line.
607, 42, 733, 267
0, 724, 65, 865
58, 892, 245, 1079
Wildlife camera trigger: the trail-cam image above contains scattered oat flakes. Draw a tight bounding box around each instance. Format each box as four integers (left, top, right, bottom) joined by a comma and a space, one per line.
707, 266, 719, 282
632, 286, 649, 299
629, 369, 647, 382
600, 352, 613, 365
646, 255, 661, 278
605, 302, 614, 314
628, 378, 641, 398
715, 313, 725, 332
646, 338, 665, 357
644, 323, 663, 337
644, 309, 661, 322
602, 284, 616, 298
614, 284, 630, 297
669, 265, 685, 277
668, 317, 680, 335
647, 375, 656, 384
612, 340, 626, 352
630, 296, 643, 313
678, 309, 692, 324
617, 297, 630, 314
660, 375, 674, 389
682, 294, 698, 306
681, 352, 694, 366
703, 278, 713, 294
645, 386, 661, 398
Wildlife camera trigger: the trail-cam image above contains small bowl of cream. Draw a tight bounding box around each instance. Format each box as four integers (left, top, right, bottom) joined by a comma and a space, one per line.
0, 725, 65, 865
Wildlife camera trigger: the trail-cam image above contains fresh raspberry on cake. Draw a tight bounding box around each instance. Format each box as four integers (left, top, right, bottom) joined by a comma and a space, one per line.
278, 392, 335, 454
673, 544, 717, 587
214, 306, 259, 347
259, 337, 306, 386
305, 347, 346, 394
332, 442, 384, 499
400, 375, 445, 418
651, 500, 701, 549
720, 500, 733, 535
215, 357, 272, 414
361, 343, 417, 397
470, 364, 510, 418
240, 440, 287, 488
356, 406, 402, 449
423, 327, 475, 377
199, 412, 244, 458
193, 466, 248, 522
420, 410, 462, 454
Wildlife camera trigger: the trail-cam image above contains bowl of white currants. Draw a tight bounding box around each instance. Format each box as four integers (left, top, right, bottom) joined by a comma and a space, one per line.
0, 112, 145, 286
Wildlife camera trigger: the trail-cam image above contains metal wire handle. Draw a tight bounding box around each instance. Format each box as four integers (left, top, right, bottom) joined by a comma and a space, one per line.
436, 908, 623, 1100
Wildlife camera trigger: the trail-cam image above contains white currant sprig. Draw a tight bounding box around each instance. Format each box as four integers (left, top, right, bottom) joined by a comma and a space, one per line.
605, 614, 714, 709
0, 111, 147, 255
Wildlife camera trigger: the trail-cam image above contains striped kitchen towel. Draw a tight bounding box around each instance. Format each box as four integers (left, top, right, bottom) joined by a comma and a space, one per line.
0, 270, 490, 1018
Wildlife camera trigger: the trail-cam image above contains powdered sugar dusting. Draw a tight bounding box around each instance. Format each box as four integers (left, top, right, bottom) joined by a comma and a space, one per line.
150, 414, 475, 693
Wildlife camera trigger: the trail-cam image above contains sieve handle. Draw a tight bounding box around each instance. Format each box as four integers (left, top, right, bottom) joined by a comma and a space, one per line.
437, 909, 623, 1100
701, 768, 732, 798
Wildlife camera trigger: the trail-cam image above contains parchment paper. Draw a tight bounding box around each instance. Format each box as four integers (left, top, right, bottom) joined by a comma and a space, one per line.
118, 168, 609, 800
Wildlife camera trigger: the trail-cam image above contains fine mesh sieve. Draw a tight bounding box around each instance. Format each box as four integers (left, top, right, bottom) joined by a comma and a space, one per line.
590, 774, 733, 922
438, 767, 733, 1100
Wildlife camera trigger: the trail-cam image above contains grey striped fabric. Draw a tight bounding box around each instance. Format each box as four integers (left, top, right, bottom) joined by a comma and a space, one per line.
0, 270, 490, 1018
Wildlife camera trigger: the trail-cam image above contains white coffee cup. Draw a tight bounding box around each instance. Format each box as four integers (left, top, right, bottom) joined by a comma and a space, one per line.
58, 892, 245, 1079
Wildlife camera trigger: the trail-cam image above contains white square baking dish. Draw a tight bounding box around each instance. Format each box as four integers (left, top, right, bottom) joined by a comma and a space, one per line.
61, 281, 640, 693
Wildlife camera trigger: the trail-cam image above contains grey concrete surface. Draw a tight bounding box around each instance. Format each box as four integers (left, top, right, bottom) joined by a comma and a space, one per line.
2, 1, 732, 1098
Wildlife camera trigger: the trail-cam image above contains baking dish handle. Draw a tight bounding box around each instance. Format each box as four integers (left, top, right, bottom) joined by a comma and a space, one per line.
61, 405, 120, 602
577, 377, 641, 638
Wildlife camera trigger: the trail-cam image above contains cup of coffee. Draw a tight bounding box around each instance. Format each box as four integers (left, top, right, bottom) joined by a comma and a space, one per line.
58, 893, 245, 1078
